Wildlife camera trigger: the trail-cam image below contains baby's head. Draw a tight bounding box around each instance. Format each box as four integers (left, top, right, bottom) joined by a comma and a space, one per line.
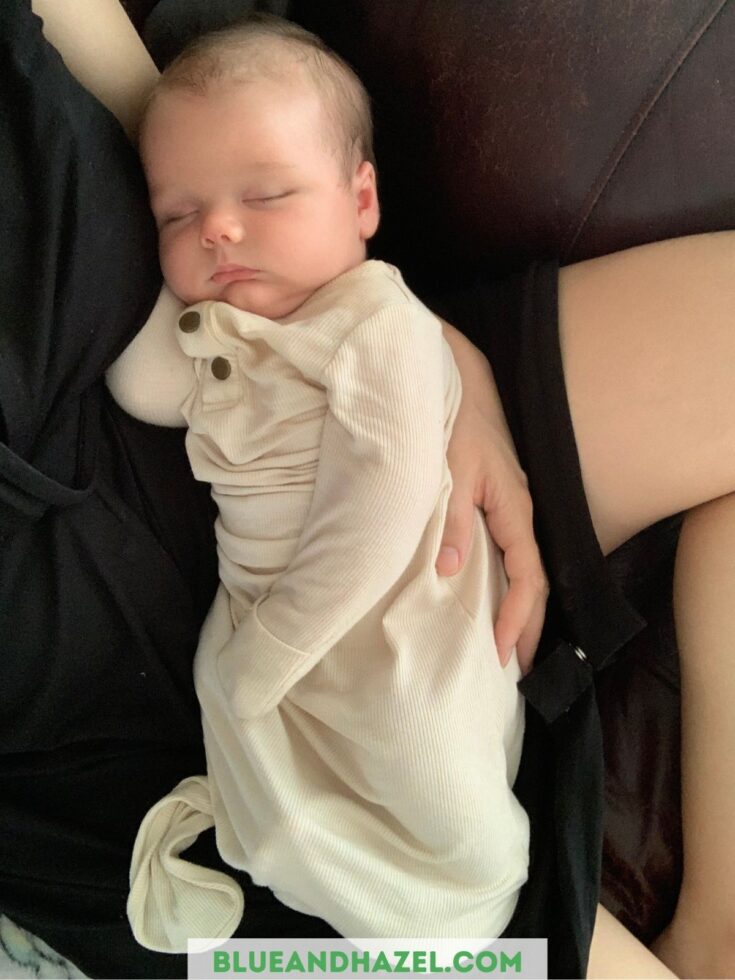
139, 16, 379, 319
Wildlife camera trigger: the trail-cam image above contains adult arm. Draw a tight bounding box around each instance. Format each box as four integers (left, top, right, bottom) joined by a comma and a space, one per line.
32, 1, 192, 428
31, 0, 158, 139
218, 303, 449, 719
0, 0, 161, 467
440, 320, 547, 672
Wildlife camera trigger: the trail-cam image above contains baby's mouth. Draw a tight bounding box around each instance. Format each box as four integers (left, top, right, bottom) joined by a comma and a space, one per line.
211, 265, 259, 284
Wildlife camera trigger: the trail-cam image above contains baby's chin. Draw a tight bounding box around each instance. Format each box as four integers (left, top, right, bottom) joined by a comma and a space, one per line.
171, 277, 316, 320
212, 279, 313, 320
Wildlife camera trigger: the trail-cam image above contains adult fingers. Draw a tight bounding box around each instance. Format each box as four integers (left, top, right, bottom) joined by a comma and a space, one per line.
495, 581, 547, 674
435, 475, 475, 576
483, 486, 548, 670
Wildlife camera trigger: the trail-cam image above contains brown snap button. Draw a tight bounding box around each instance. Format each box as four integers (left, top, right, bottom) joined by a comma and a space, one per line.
211, 357, 232, 380
178, 311, 200, 333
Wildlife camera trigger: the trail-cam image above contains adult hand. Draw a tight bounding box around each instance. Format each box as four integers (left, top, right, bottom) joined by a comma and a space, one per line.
438, 320, 548, 674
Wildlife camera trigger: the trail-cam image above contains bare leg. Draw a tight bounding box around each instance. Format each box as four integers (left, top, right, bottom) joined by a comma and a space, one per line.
649, 493, 735, 978
588, 906, 678, 979
558, 232, 735, 978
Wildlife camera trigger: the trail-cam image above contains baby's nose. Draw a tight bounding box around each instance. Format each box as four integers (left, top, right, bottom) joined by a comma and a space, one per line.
201, 209, 245, 247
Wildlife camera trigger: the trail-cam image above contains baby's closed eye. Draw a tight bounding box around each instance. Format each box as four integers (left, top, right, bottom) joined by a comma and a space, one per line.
243, 191, 294, 208
160, 210, 197, 226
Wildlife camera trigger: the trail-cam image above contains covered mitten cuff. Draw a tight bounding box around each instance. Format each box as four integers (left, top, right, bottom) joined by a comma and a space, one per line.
127, 775, 244, 953
217, 595, 322, 721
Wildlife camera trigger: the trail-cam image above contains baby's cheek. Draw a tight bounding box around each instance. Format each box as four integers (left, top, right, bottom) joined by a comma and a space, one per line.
160, 241, 194, 301
158, 235, 175, 276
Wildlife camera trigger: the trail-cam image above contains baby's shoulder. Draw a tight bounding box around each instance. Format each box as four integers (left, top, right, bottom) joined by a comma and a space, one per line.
333, 260, 423, 320
282, 261, 438, 379
304, 260, 432, 338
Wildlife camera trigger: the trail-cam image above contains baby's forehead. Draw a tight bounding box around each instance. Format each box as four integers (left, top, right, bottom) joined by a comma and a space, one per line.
141, 76, 338, 191
146, 71, 313, 138
154, 61, 326, 123
140, 36, 349, 171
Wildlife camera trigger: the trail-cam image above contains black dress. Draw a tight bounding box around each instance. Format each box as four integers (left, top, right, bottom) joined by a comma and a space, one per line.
0, 4, 337, 978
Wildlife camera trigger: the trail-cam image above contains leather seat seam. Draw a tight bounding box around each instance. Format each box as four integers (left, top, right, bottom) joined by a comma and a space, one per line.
563, 0, 731, 259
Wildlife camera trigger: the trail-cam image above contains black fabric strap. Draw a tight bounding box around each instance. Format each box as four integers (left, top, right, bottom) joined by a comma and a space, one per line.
432, 261, 647, 721
519, 640, 592, 724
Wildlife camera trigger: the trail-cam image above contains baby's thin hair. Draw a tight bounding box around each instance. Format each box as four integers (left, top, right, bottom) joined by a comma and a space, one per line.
147, 14, 375, 181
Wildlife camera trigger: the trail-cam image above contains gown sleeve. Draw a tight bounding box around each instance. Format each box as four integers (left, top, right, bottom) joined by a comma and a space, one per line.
217, 301, 455, 719
106, 286, 194, 427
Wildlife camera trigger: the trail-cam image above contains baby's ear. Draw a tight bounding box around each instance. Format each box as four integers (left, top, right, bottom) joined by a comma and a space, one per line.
354, 161, 380, 241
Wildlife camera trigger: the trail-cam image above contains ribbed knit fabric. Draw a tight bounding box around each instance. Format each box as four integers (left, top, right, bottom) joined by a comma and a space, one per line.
115, 261, 529, 949
127, 776, 244, 953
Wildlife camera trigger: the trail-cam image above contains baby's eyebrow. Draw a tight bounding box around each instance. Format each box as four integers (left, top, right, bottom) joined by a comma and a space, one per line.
241, 162, 299, 175
148, 162, 299, 199
148, 189, 192, 212
146, 180, 185, 203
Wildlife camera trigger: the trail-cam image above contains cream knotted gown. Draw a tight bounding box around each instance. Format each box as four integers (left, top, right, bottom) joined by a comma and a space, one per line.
108, 261, 528, 950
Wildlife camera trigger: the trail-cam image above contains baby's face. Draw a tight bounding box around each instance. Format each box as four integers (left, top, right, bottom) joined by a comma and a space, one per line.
141, 77, 378, 319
